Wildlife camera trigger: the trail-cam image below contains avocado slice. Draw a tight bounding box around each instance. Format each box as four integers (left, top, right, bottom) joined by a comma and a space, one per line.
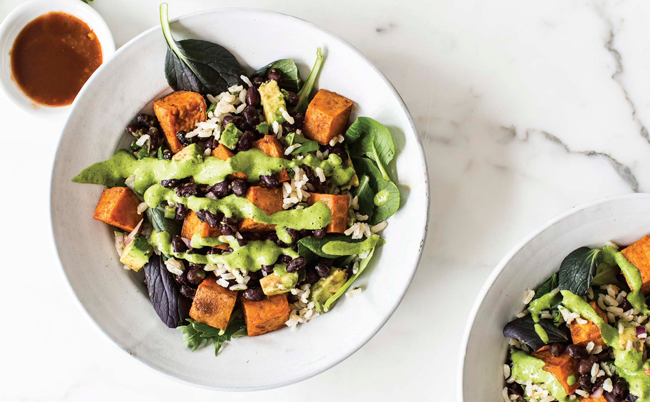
259, 80, 287, 126
120, 236, 153, 272
260, 264, 299, 296
219, 123, 243, 150
311, 268, 348, 313
171, 143, 202, 162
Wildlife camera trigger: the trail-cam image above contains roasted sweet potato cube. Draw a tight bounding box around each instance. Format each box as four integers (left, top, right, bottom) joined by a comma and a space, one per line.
303, 89, 353, 145
622, 234, 650, 294
239, 186, 283, 232
189, 276, 238, 330
531, 346, 580, 395
307, 193, 350, 234
93, 187, 141, 232
569, 302, 608, 348
211, 144, 247, 180
153, 91, 207, 154
241, 294, 290, 336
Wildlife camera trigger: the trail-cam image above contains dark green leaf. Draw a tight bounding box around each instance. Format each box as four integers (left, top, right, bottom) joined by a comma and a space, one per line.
558, 247, 602, 296
293, 48, 324, 113
346, 117, 395, 180
533, 273, 558, 301
252, 59, 301, 91
353, 175, 374, 219
352, 158, 400, 224
146, 207, 181, 237
160, 4, 244, 95
503, 316, 570, 351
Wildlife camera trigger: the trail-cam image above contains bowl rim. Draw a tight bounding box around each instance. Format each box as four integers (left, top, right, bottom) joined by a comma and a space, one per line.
456, 192, 650, 401
0, 0, 116, 118
49, 7, 430, 391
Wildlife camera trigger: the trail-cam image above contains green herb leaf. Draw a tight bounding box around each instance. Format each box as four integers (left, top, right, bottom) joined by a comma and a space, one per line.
293, 48, 324, 114
558, 247, 602, 296
160, 3, 244, 95
346, 117, 395, 180
323, 247, 377, 311
252, 59, 301, 91
353, 175, 374, 219
177, 318, 247, 356
352, 158, 400, 224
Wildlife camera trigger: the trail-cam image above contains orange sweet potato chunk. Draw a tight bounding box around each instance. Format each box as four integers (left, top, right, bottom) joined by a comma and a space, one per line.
153, 91, 207, 154
622, 234, 650, 294
531, 346, 580, 395
303, 89, 353, 145
569, 302, 608, 348
93, 187, 141, 232
241, 294, 290, 336
189, 276, 238, 330
239, 186, 283, 232
211, 144, 248, 180
307, 193, 350, 234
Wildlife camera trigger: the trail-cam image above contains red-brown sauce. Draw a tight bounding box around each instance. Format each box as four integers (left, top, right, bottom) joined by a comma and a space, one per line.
10, 12, 103, 107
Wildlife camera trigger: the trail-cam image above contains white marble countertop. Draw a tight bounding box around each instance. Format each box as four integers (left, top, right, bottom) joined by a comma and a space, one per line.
2, 0, 650, 400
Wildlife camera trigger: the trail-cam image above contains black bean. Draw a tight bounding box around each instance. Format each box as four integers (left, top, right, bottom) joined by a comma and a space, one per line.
579, 375, 592, 392
209, 181, 231, 198
280, 255, 293, 264
246, 86, 260, 106
242, 287, 265, 301
620, 297, 633, 311
314, 228, 326, 239
219, 224, 235, 236
303, 270, 320, 285
604, 391, 620, 402
317, 258, 333, 267
175, 183, 199, 197
180, 285, 196, 300
126, 124, 145, 136
175, 203, 188, 221
231, 179, 248, 197
137, 113, 158, 127
286, 91, 299, 106
549, 343, 565, 357
566, 344, 589, 360
613, 378, 628, 396
252, 76, 265, 87
176, 130, 192, 147
235, 231, 247, 247
578, 356, 597, 375
161, 179, 182, 188
187, 266, 206, 285
287, 257, 306, 273
222, 115, 245, 131
259, 174, 281, 189
195, 210, 220, 227
171, 236, 188, 253
267, 68, 282, 82
238, 130, 256, 151
261, 264, 275, 273
315, 263, 330, 278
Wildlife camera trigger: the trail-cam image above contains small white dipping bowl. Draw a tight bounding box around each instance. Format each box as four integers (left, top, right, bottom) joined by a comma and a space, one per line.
0, 0, 115, 118
459, 193, 650, 401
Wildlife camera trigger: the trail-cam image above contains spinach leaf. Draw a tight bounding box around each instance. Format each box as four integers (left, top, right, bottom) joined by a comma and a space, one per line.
503, 316, 570, 351
352, 158, 400, 224
294, 48, 324, 114
160, 4, 244, 95
353, 175, 375, 219
298, 235, 384, 259
533, 273, 558, 301
146, 207, 181, 237
346, 117, 395, 180
253, 59, 301, 91
178, 318, 247, 355
323, 247, 377, 311
144, 255, 191, 328
558, 247, 602, 296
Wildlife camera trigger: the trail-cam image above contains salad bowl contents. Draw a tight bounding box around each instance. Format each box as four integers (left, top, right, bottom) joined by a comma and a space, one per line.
71, 4, 402, 356
501, 234, 650, 402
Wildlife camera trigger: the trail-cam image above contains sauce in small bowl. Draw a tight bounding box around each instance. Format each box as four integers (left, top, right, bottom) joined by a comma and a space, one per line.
11, 12, 103, 107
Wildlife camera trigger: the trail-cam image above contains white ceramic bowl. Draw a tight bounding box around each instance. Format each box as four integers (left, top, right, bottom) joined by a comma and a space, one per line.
50, 8, 428, 390
459, 193, 650, 401
0, 0, 115, 117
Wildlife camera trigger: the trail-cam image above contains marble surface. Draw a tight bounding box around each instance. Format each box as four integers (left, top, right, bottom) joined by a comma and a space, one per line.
1, 0, 650, 400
